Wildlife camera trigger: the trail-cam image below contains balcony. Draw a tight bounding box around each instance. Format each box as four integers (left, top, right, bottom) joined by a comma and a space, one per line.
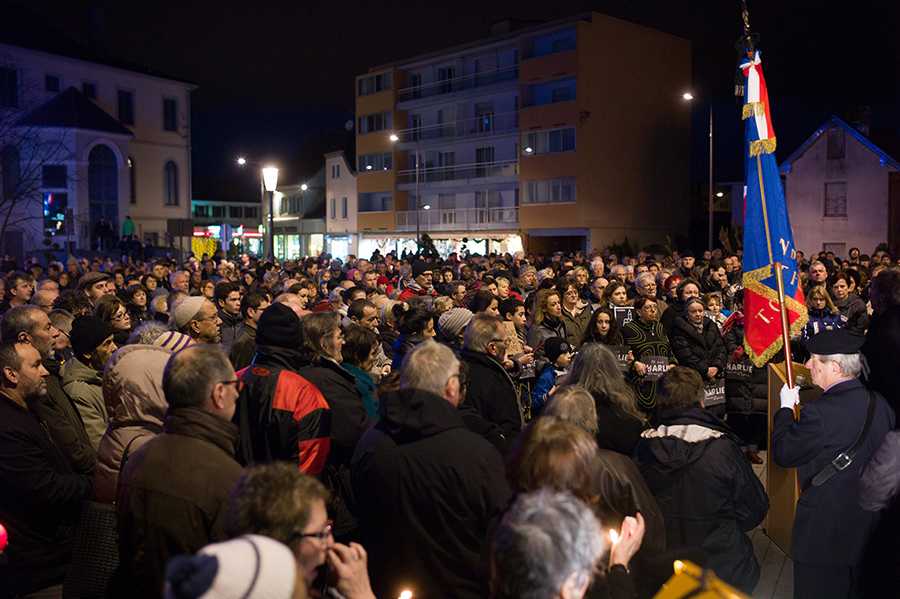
396, 207, 519, 231
397, 65, 519, 104
394, 111, 518, 146
397, 159, 518, 186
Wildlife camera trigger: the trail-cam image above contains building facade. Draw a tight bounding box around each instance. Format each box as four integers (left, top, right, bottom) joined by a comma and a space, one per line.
269, 169, 326, 260
353, 12, 691, 258
0, 42, 194, 262
191, 198, 263, 257
324, 151, 358, 260
780, 116, 900, 257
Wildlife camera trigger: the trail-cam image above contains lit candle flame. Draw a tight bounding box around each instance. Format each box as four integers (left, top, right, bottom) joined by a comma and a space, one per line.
399, 591, 413, 599
608, 528, 620, 544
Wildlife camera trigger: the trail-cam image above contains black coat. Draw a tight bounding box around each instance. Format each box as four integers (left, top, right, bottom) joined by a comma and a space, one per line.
669, 316, 726, 381
458, 349, 524, 454
773, 379, 894, 566
0, 393, 92, 596
351, 388, 511, 599
835, 295, 869, 335
722, 319, 768, 415
634, 407, 768, 594
862, 305, 900, 414
593, 392, 648, 457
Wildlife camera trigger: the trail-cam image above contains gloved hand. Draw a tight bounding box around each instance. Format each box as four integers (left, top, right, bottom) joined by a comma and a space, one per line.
780, 383, 799, 410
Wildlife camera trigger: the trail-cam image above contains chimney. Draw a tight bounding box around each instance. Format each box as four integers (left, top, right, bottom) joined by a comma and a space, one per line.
849, 105, 872, 136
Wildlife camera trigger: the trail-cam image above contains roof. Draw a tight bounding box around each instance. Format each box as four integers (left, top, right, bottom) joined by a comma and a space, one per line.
324, 150, 357, 176
780, 115, 900, 173
16, 87, 133, 136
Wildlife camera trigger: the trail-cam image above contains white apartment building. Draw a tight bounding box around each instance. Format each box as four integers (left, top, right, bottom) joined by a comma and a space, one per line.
0, 42, 194, 262
324, 151, 358, 260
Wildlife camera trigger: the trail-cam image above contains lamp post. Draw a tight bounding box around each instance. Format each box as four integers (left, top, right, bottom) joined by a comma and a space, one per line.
682, 92, 714, 252
389, 132, 422, 246
262, 166, 279, 260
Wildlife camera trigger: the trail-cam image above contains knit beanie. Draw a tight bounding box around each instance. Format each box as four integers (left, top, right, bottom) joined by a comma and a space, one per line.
70, 316, 115, 358
164, 535, 297, 599
172, 296, 207, 330
153, 331, 194, 353
544, 337, 573, 364
438, 307, 473, 339
412, 260, 431, 278
256, 303, 301, 349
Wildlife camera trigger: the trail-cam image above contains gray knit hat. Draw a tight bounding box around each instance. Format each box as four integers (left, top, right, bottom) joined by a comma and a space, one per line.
438, 307, 473, 339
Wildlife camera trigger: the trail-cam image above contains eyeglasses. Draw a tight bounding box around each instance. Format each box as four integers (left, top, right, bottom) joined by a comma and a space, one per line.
112, 310, 129, 322
219, 379, 245, 393
290, 520, 333, 543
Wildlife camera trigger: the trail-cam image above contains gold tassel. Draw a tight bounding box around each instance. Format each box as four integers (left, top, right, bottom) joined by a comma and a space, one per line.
742, 102, 766, 120
749, 137, 777, 156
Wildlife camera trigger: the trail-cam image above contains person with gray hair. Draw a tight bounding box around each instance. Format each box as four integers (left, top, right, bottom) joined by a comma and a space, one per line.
775, 329, 894, 598
460, 313, 523, 454
115, 345, 244, 599
490, 489, 605, 599
542, 385, 599, 436
126, 320, 170, 346
352, 339, 510, 599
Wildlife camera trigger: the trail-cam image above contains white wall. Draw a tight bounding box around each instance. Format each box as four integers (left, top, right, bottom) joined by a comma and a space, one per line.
785, 127, 896, 256
325, 153, 358, 235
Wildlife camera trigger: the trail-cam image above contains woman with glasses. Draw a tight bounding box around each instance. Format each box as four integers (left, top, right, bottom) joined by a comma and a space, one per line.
124, 284, 151, 327
559, 280, 592, 349
94, 295, 133, 346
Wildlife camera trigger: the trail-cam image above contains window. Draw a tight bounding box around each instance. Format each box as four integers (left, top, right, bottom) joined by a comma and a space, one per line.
437, 66, 455, 94
330, 198, 336, 219
245, 206, 259, 219
0, 67, 18, 108
523, 177, 577, 204
163, 98, 177, 132
526, 27, 577, 58
358, 192, 393, 212
193, 205, 210, 217
358, 153, 392, 172
118, 90, 134, 125
164, 161, 179, 206
1, 146, 20, 198
229, 206, 242, 219
43, 192, 67, 235
826, 127, 845, 160
212, 205, 225, 218
341, 197, 348, 219
475, 103, 494, 133
128, 156, 136, 204
82, 82, 97, 99
524, 78, 576, 107
357, 73, 391, 96
824, 182, 847, 217
475, 146, 495, 177
42, 165, 67, 188
45, 75, 60, 92
357, 112, 392, 134
523, 127, 576, 155
331, 163, 341, 179
408, 73, 422, 98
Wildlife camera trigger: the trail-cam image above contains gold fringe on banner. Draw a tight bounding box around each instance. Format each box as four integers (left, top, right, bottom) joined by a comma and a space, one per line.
742, 102, 765, 120
749, 137, 777, 156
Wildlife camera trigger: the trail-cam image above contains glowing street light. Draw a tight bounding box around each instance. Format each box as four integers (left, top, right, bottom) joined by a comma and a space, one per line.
682, 91, 694, 101
389, 133, 400, 142
236, 156, 247, 166
523, 146, 534, 154
422, 204, 431, 210
716, 191, 725, 198
300, 183, 309, 191
261, 166, 279, 260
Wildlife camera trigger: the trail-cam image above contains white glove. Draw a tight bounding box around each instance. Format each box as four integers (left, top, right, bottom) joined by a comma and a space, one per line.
780, 384, 799, 410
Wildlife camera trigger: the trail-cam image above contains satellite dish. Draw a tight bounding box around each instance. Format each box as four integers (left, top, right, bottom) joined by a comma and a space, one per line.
344, 120, 354, 132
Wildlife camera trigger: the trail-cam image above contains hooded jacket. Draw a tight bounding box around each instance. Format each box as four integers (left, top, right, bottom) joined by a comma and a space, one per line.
351, 388, 511, 599
62, 355, 107, 450
116, 407, 243, 599
634, 407, 768, 594
94, 345, 170, 504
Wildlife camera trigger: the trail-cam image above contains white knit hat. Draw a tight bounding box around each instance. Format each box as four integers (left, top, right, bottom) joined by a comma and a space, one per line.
165, 535, 297, 599
172, 296, 207, 330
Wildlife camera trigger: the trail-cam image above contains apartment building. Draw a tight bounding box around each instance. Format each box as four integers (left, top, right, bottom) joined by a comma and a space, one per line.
0, 41, 194, 262
353, 12, 691, 257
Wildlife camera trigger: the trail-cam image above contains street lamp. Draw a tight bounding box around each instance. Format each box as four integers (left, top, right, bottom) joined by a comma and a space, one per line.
389, 131, 423, 245
262, 166, 279, 260
236, 156, 247, 166
682, 91, 714, 252
300, 183, 308, 191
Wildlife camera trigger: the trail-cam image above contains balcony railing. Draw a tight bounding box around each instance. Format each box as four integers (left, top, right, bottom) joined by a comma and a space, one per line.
396, 207, 518, 231
397, 159, 518, 185
395, 111, 518, 144
397, 65, 519, 102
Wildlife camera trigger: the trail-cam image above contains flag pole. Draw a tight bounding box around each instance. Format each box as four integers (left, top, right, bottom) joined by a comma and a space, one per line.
772, 262, 795, 387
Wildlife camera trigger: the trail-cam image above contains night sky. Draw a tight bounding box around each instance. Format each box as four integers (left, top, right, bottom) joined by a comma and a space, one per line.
8, 0, 899, 202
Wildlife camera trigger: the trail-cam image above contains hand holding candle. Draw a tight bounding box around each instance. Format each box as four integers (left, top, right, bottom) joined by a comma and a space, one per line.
608, 513, 645, 570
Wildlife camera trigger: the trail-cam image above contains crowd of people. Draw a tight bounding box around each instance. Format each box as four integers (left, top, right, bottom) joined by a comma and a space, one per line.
0, 242, 898, 599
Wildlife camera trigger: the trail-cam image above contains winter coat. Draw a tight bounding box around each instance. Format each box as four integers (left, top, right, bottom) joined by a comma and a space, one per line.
722, 317, 768, 415
669, 316, 726, 381
217, 309, 243, 350
527, 316, 567, 372
235, 346, 331, 475
560, 302, 592, 348
859, 429, 900, 594
62, 356, 107, 450
0, 393, 92, 596
343, 363, 379, 419
228, 322, 257, 371
862, 305, 900, 413
835, 294, 869, 335
801, 307, 846, 342
622, 318, 677, 413
94, 346, 170, 504
116, 407, 243, 599
593, 391, 648, 457
391, 333, 426, 370
773, 379, 894, 566
459, 349, 524, 455
28, 356, 96, 475
635, 407, 768, 594
531, 364, 560, 414
351, 388, 511, 599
